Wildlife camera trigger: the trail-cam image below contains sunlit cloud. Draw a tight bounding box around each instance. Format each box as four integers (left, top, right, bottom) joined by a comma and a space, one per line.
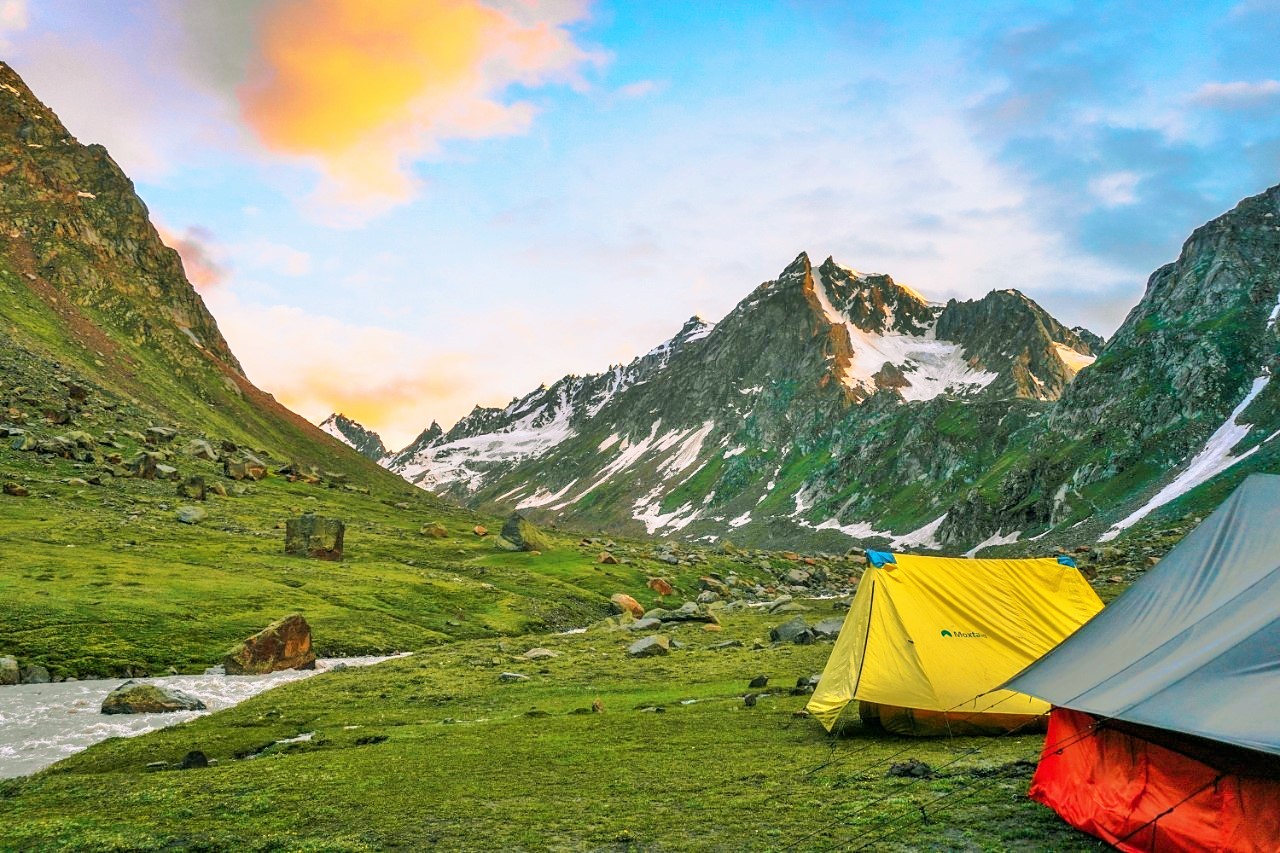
236, 0, 601, 222
156, 223, 227, 291
204, 288, 483, 448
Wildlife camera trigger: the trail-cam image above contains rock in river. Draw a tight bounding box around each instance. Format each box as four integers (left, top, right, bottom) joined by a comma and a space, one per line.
224, 614, 317, 675
101, 681, 207, 714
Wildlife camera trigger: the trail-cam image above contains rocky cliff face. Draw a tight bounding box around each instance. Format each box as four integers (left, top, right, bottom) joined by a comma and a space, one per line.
939, 183, 1280, 548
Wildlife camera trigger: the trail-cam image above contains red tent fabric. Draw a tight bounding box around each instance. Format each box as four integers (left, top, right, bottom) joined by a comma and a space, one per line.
1030, 709, 1280, 853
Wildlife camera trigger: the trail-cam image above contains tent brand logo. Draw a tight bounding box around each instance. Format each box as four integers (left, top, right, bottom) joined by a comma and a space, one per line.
940, 629, 986, 638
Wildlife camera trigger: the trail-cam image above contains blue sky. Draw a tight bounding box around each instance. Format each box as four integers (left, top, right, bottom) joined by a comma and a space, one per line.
3, 0, 1278, 445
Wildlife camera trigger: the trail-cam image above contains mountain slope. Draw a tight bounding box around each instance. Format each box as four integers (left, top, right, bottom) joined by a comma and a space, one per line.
390, 253, 1099, 546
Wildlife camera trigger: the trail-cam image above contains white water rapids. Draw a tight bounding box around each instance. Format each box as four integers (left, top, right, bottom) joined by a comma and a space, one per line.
0, 655, 404, 779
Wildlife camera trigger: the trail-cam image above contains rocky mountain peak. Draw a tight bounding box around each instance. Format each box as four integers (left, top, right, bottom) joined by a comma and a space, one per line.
319, 413, 387, 461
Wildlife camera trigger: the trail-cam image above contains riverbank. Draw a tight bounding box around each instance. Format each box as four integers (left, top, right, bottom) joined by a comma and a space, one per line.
0, 656, 403, 779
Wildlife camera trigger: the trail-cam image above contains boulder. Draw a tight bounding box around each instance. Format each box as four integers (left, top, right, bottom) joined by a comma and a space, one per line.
125, 451, 160, 479
224, 455, 268, 481
175, 505, 207, 525
498, 672, 530, 682
522, 648, 560, 661
473, 525, 488, 537
3, 482, 29, 497
609, 593, 645, 618
599, 551, 620, 565
627, 635, 671, 658
177, 475, 206, 501
223, 614, 317, 675
696, 590, 721, 605
20, 664, 51, 684
647, 577, 675, 596
627, 617, 663, 632
0, 655, 19, 684
659, 601, 719, 624
154, 464, 178, 481
145, 426, 179, 445
500, 513, 551, 552
208, 481, 227, 497
284, 514, 344, 560
784, 568, 811, 586
698, 576, 730, 596
101, 681, 207, 714
770, 616, 815, 645
10, 433, 37, 451
420, 522, 449, 539
812, 618, 845, 641
179, 750, 209, 769
183, 439, 218, 461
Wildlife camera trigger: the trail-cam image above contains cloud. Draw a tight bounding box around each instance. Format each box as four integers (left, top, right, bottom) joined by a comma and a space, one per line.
236, 0, 601, 221
203, 288, 480, 448
1189, 80, 1280, 109
615, 79, 660, 99
155, 224, 227, 291
239, 239, 311, 277
0, 0, 27, 38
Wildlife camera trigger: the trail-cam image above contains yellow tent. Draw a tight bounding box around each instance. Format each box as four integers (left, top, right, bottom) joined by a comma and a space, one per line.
807, 552, 1103, 735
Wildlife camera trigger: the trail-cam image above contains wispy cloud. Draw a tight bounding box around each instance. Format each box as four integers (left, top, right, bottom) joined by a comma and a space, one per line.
1189, 79, 1280, 108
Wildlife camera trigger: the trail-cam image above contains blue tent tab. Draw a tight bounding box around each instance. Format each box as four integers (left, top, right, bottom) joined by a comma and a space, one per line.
866, 550, 897, 568
1057, 555, 1077, 568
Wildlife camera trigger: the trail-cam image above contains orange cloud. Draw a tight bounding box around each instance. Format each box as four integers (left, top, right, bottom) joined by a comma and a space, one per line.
156, 223, 226, 291
237, 0, 599, 219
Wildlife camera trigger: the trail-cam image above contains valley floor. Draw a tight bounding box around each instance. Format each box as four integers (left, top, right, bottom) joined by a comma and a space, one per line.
0, 605, 1097, 852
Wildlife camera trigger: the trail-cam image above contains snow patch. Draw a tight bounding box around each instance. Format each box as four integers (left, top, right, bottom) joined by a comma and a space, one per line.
597, 433, 620, 453
724, 446, 746, 458
964, 529, 1021, 558
516, 478, 580, 510
1100, 373, 1273, 541
729, 511, 753, 528
812, 267, 998, 401
1053, 343, 1096, 373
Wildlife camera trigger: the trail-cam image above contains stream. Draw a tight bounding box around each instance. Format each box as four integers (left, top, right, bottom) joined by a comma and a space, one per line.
0, 655, 405, 779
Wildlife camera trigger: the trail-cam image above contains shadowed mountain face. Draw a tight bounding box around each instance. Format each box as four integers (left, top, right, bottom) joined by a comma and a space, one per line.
382, 187, 1279, 552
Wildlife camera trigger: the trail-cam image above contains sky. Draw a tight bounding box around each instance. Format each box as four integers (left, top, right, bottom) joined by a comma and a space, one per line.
3, 0, 1278, 448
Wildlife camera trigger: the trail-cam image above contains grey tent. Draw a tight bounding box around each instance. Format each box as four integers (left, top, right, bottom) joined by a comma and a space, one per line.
1003, 473, 1280, 852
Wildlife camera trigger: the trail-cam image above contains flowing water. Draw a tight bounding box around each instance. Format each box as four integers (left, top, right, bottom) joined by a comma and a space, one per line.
0, 654, 406, 779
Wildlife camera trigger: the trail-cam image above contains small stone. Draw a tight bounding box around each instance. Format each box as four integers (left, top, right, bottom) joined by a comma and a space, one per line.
522, 648, 560, 661
609, 593, 646, 618
175, 505, 207, 524
599, 551, 620, 565
710, 640, 744, 650
473, 525, 488, 537
499, 672, 530, 682
887, 759, 933, 778
420, 522, 449, 538
3, 482, 29, 497
627, 634, 671, 658
177, 475, 206, 501
743, 693, 759, 708
748, 675, 768, 688
592, 698, 604, 714
769, 616, 814, 645
647, 577, 674, 596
